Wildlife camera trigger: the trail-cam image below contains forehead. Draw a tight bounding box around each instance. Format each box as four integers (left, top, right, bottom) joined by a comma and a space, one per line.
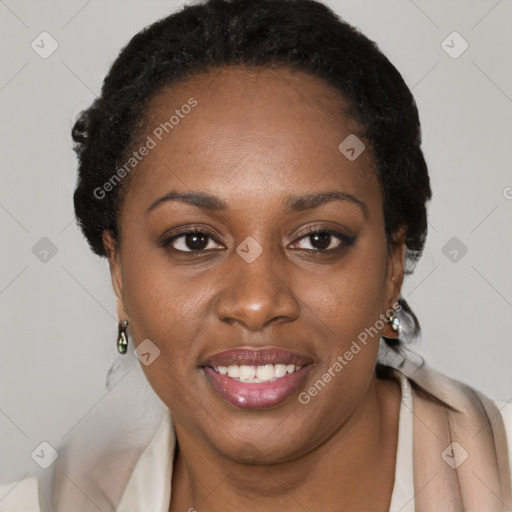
124, 65, 380, 214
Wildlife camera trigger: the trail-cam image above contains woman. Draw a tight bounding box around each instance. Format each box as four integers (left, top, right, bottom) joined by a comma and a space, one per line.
3, 0, 511, 510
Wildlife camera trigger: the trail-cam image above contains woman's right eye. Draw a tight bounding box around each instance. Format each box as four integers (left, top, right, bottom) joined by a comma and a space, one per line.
162, 229, 224, 253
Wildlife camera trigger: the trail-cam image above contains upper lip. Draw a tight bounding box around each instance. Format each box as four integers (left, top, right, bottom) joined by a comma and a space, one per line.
202, 347, 314, 368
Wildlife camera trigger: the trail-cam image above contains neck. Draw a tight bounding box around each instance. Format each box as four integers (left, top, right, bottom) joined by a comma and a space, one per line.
170, 375, 401, 512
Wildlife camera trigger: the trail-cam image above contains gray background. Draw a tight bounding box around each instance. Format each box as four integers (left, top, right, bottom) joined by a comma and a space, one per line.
1, 0, 511, 486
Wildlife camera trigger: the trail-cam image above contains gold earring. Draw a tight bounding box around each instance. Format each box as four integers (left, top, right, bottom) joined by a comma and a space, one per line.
117, 319, 129, 354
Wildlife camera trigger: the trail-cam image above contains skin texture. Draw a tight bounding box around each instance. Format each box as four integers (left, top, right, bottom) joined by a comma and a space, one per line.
103, 66, 407, 512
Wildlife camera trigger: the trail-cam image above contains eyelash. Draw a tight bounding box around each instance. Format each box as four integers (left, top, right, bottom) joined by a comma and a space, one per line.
161, 227, 356, 254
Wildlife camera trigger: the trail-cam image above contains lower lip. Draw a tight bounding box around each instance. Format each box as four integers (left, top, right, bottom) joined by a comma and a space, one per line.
204, 366, 311, 409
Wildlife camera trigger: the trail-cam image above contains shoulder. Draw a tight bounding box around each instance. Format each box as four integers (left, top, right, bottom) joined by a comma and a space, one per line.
493, 398, 512, 447
0, 476, 40, 511
493, 398, 512, 491
495, 398, 512, 424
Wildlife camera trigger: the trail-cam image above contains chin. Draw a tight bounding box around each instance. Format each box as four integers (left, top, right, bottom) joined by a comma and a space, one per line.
219, 438, 304, 466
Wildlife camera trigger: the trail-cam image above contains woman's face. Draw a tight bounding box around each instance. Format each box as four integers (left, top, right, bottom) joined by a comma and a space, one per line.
105, 66, 405, 464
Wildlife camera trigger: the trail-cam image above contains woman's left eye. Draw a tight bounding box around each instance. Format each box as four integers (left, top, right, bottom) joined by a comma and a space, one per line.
290, 229, 355, 252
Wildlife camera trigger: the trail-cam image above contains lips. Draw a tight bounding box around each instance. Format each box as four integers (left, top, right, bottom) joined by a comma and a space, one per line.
201, 348, 313, 409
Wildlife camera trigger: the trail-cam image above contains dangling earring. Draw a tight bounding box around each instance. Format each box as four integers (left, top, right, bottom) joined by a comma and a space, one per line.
386, 305, 401, 335
117, 319, 129, 354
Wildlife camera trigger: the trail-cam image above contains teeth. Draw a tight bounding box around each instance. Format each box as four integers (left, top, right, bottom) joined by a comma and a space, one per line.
239, 365, 256, 380
275, 364, 287, 378
213, 363, 303, 382
227, 365, 239, 378
256, 364, 274, 380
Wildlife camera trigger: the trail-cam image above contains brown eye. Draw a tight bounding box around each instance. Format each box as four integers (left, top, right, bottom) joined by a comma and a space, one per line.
309, 231, 332, 250
163, 229, 223, 252
291, 229, 356, 252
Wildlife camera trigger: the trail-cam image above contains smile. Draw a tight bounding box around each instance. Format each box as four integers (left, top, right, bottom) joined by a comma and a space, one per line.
202, 348, 313, 409
212, 363, 303, 383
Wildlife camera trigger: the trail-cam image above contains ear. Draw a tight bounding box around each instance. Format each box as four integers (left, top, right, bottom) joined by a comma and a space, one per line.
102, 230, 129, 320
385, 225, 407, 310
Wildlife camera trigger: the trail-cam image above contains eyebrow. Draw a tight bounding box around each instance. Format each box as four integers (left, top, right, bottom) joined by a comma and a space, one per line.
284, 191, 367, 217
146, 189, 367, 217
146, 191, 227, 214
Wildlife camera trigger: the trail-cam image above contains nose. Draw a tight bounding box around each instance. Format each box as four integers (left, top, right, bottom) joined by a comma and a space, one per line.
214, 246, 300, 331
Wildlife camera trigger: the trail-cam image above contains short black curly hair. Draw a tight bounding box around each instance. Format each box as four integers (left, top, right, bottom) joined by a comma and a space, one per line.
72, 0, 431, 343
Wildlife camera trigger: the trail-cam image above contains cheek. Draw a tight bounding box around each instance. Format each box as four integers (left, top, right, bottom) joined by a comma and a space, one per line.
303, 240, 389, 341
120, 247, 208, 408
294, 245, 389, 421
121, 244, 196, 353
